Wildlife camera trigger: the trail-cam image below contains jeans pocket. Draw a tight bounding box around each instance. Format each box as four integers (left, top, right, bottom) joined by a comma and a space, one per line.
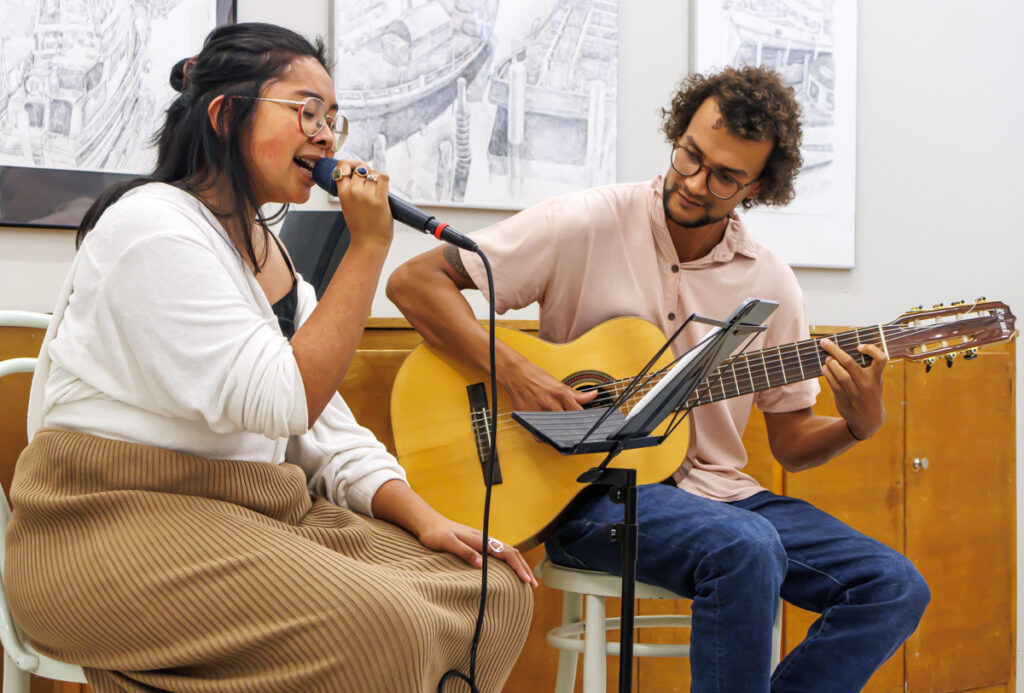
545, 519, 595, 571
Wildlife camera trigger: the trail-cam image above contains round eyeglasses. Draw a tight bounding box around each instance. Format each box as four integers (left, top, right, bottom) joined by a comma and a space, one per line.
236, 96, 348, 152
670, 144, 756, 200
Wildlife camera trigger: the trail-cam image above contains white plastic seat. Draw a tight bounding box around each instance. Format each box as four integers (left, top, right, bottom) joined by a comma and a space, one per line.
0, 311, 88, 691
535, 556, 782, 693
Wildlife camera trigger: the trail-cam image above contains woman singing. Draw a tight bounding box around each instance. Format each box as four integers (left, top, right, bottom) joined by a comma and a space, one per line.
6, 22, 533, 692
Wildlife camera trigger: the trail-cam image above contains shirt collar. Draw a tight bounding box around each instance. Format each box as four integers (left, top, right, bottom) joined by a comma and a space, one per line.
647, 175, 759, 267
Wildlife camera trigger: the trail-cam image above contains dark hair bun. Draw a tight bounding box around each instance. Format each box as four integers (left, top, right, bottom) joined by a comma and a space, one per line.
169, 57, 190, 92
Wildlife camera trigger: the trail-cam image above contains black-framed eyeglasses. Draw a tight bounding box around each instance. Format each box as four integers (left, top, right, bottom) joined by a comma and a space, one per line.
235, 96, 348, 152
670, 144, 756, 200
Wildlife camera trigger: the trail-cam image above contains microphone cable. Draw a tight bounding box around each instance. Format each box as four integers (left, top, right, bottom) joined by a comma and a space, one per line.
308, 158, 503, 691
437, 248, 498, 693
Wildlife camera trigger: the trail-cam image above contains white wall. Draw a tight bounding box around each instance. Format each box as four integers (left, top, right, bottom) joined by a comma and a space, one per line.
1, 0, 1022, 682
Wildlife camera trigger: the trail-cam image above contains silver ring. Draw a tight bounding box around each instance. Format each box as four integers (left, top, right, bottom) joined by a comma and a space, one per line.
487, 538, 504, 553
365, 173, 378, 182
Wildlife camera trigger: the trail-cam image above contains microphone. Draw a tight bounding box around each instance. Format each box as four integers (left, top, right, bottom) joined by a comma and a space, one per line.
312, 158, 478, 252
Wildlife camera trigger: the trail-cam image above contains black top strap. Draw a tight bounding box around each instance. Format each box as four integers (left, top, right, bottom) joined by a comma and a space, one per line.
268, 233, 298, 339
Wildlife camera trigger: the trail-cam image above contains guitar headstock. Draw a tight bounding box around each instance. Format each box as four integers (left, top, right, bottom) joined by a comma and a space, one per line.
885, 299, 1016, 369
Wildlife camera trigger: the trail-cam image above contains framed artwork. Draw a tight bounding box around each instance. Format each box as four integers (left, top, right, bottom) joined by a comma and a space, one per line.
330, 0, 619, 210
0, 0, 235, 229
691, 0, 857, 268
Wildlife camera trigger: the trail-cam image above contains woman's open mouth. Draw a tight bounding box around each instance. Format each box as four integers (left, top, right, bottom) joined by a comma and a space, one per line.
293, 157, 317, 173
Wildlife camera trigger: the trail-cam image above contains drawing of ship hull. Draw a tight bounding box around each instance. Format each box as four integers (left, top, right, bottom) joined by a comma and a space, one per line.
485, 0, 616, 183
334, 0, 498, 136
341, 41, 493, 157
41, 40, 144, 170
3, 0, 147, 172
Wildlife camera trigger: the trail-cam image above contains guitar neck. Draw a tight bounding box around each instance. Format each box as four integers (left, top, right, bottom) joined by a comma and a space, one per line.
620, 325, 886, 411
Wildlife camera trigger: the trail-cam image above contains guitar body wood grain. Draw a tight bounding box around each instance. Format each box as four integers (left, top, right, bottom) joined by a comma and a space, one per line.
391, 317, 689, 550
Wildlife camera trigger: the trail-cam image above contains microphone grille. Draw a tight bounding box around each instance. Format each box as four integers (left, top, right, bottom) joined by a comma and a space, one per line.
312, 158, 339, 195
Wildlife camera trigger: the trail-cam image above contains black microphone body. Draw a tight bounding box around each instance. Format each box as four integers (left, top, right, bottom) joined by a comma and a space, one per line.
312, 158, 478, 252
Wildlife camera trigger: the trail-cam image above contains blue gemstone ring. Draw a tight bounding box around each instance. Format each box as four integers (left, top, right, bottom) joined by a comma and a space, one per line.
354, 165, 368, 177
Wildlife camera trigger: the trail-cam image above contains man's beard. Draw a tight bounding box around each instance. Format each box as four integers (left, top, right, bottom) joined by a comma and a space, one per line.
662, 183, 729, 229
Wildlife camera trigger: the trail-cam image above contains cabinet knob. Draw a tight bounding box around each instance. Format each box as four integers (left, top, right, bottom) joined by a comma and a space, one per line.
912, 457, 930, 471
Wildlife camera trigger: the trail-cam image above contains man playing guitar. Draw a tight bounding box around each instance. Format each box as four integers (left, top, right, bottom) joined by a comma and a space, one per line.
387, 66, 929, 692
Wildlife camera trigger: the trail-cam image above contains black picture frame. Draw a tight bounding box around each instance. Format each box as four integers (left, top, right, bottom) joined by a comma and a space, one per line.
0, 0, 236, 230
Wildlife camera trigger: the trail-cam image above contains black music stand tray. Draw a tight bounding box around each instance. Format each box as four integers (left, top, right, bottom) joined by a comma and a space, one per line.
512, 297, 777, 693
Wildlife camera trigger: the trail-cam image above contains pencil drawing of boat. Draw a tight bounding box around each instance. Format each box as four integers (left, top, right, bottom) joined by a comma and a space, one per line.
484, 0, 617, 188
0, 0, 169, 172
334, 0, 499, 151
723, 0, 835, 171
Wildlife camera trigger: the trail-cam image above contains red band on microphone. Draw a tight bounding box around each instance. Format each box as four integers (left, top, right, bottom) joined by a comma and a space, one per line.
434, 222, 449, 240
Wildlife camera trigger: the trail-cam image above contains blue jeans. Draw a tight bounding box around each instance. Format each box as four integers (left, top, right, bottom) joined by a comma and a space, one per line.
545, 485, 930, 692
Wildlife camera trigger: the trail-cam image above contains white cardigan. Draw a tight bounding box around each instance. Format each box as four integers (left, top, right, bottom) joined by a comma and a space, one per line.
28, 183, 406, 516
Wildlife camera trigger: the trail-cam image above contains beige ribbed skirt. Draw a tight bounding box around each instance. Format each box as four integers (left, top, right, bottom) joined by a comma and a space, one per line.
5, 429, 532, 692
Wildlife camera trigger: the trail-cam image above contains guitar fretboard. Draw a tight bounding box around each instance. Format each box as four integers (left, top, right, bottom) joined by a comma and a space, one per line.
620, 325, 885, 411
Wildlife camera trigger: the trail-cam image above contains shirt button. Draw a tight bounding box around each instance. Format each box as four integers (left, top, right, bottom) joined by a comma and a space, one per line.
668, 312, 676, 321
671, 264, 679, 273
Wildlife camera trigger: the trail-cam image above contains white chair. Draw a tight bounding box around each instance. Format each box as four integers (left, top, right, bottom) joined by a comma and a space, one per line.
0, 311, 88, 691
536, 557, 782, 693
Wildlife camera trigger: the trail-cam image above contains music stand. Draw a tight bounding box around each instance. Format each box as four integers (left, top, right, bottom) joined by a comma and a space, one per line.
512, 297, 778, 693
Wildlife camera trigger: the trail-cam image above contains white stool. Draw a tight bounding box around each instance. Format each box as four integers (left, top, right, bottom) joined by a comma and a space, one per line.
536, 557, 782, 693
0, 312, 88, 691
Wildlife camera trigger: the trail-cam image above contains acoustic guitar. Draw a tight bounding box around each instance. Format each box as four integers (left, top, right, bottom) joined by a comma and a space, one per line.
390, 301, 1016, 550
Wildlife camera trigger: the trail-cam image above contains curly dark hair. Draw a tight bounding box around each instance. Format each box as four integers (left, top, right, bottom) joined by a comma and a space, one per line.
662, 66, 802, 209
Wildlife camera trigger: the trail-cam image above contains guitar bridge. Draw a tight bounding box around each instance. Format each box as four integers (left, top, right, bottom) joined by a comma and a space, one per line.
467, 383, 502, 485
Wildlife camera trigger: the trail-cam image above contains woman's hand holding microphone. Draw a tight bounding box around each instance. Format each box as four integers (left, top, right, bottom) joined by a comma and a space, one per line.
329, 159, 393, 251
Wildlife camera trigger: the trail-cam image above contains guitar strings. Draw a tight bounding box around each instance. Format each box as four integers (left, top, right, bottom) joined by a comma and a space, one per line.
470, 346, 836, 433
525, 318, 980, 400
469, 321, 941, 418
469, 320, 983, 434
465, 319, 991, 434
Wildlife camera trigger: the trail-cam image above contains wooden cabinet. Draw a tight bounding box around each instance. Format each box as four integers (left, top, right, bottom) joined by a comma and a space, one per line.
0, 321, 1014, 693
902, 350, 1015, 691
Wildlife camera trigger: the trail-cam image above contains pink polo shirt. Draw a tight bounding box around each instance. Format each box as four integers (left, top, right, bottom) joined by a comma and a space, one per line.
460, 176, 819, 502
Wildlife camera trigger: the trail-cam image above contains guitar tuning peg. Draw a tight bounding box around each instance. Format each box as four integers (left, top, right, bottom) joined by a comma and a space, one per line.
964, 348, 979, 360
945, 353, 957, 368
923, 356, 936, 373
932, 303, 945, 309
908, 304, 924, 313
950, 300, 964, 306
975, 296, 987, 302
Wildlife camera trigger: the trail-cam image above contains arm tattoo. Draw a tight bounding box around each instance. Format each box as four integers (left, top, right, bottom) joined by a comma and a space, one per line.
442, 244, 473, 283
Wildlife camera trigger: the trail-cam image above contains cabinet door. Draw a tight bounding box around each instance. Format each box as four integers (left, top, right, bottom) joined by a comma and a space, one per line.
904, 348, 1015, 691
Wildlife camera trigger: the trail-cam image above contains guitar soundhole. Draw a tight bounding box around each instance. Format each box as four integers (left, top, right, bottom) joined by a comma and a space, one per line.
563, 370, 617, 409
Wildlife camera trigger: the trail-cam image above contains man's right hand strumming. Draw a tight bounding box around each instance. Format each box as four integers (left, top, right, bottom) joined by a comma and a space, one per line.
499, 349, 597, 412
